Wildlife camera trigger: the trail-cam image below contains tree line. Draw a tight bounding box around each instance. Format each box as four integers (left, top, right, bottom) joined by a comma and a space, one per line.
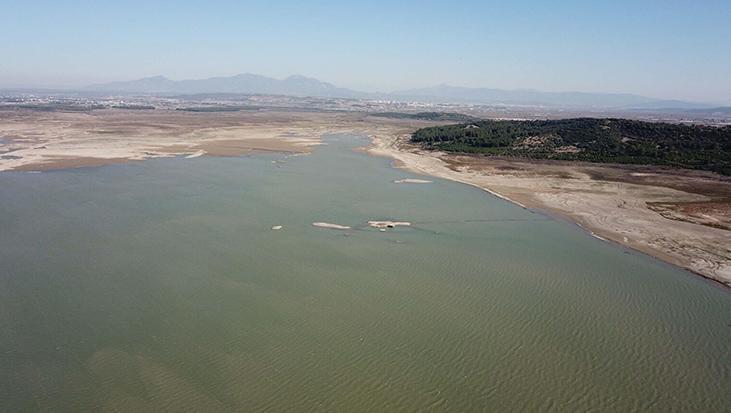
411, 118, 731, 174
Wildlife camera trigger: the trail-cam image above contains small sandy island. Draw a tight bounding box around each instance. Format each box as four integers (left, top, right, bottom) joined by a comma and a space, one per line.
369, 133, 731, 288
368, 221, 412, 229
312, 222, 351, 230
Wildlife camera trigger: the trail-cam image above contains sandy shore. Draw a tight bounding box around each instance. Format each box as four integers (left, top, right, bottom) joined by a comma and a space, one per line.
368, 133, 731, 288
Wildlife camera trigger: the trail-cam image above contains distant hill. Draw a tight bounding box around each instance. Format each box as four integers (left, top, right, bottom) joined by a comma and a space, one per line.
634, 106, 731, 116
390, 84, 709, 109
411, 118, 731, 175
85, 74, 363, 98
84, 74, 711, 109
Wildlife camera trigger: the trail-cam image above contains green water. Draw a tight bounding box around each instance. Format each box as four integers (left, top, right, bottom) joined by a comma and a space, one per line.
0, 135, 729, 412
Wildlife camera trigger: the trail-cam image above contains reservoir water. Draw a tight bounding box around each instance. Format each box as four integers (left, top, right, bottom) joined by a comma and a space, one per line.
0, 135, 729, 411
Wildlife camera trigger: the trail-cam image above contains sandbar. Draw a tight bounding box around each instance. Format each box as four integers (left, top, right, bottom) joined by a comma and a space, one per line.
312, 222, 351, 230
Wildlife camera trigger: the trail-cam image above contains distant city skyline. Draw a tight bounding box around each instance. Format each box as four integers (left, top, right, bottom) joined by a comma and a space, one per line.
2, 0, 730, 104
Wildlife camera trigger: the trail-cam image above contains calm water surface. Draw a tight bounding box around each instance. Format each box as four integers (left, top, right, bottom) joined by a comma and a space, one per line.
0, 135, 729, 412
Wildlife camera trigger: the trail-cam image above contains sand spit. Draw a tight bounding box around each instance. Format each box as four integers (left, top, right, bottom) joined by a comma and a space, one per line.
394, 178, 433, 184
312, 222, 351, 230
186, 150, 206, 159
368, 221, 412, 229
368, 133, 731, 288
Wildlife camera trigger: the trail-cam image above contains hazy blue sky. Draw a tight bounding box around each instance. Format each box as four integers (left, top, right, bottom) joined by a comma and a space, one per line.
2, 0, 730, 103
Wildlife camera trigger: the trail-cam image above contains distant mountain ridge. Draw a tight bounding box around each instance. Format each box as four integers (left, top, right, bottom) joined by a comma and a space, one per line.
85, 74, 711, 109
86, 74, 361, 98
389, 84, 710, 109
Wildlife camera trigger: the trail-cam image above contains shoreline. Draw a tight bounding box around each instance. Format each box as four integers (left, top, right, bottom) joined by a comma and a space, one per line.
536, 202, 731, 292
367, 133, 731, 290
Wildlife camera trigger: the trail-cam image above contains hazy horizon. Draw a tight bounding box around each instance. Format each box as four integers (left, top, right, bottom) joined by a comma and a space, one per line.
3, 1, 731, 104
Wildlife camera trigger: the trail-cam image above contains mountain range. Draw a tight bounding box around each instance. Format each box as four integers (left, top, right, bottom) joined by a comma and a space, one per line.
85, 74, 713, 109
86, 74, 361, 98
